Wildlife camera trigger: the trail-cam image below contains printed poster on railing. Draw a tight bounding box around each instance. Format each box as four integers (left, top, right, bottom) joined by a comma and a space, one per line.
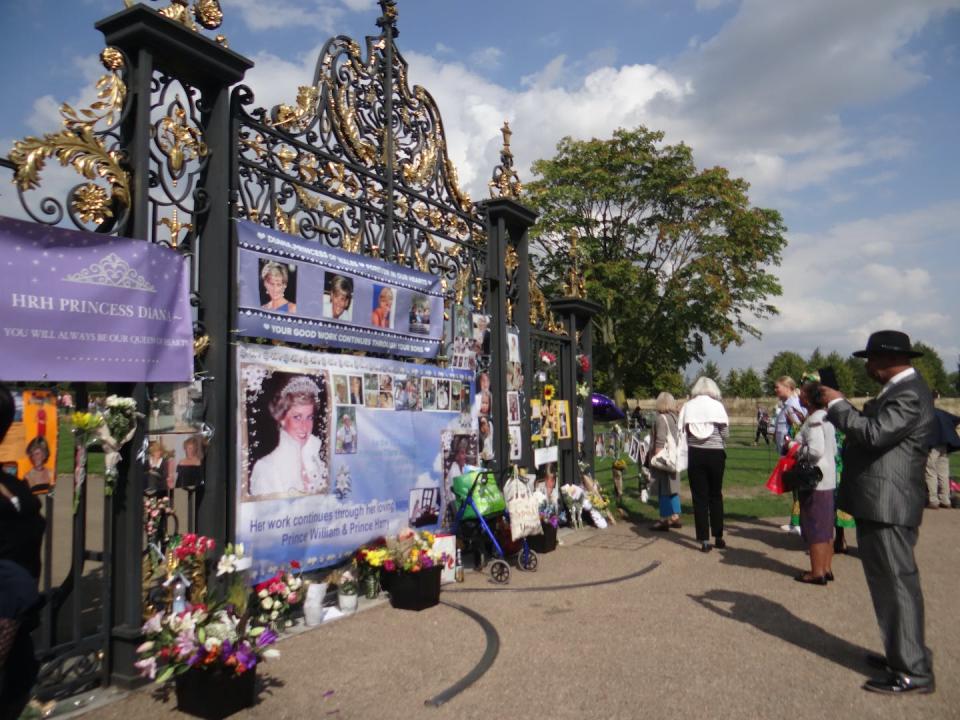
235, 220, 445, 358
0, 215, 194, 382
236, 343, 476, 580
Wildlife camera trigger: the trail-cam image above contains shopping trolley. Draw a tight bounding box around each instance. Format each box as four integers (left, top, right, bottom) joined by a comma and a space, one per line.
451, 467, 538, 584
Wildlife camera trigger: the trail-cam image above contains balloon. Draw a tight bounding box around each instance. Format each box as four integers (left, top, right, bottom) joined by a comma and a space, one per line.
591, 393, 625, 421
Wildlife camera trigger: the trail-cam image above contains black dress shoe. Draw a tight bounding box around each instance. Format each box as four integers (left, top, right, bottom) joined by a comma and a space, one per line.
865, 653, 888, 671
699, 542, 712, 553
863, 675, 934, 695
825, 571, 834, 582
794, 572, 828, 585
714, 538, 726, 549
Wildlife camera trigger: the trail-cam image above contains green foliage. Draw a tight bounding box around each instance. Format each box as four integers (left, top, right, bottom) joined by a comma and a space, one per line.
525, 126, 787, 397
763, 351, 806, 393
912, 342, 949, 395
700, 360, 722, 383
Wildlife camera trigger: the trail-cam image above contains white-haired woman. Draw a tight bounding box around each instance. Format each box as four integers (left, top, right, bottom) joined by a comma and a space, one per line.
650, 392, 682, 531
678, 377, 729, 552
250, 376, 328, 496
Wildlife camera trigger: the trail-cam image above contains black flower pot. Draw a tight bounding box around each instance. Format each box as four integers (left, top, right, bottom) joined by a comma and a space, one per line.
528, 522, 557, 553
175, 666, 256, 719
386, 565, 442, 611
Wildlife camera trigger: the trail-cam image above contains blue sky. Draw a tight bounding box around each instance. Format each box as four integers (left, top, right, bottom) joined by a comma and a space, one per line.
2, 0, 958, 375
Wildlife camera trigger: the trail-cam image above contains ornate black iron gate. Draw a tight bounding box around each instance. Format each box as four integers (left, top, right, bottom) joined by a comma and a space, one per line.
1, 0, 596, 696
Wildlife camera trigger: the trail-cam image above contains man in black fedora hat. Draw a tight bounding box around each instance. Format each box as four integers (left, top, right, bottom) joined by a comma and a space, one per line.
819, 330, 936, 694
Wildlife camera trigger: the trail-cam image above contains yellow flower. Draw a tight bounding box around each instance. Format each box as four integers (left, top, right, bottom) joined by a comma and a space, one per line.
543, 385, 555, 401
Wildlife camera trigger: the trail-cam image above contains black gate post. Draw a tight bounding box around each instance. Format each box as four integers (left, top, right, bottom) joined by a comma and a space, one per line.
549, 298, 601, 485
478, 199, 537, 477
96, 5, 252, 686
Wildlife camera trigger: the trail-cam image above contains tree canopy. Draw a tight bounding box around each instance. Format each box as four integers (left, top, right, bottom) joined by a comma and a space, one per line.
524, 127, 787, 400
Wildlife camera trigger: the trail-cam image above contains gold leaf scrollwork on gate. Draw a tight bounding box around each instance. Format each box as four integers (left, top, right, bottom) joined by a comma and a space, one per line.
9, 48, 131, 222
156, 97, 208, 177
271, 86, 319, 133
334, 82, 377, 167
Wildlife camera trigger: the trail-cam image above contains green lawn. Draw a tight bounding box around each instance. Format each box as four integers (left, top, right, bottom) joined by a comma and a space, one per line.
56, 416, 105, 475
592, 423, 795, 521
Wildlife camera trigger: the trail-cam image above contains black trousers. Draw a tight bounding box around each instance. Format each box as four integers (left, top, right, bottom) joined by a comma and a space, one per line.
687, 447, 726, 542
856, 519, 933, 683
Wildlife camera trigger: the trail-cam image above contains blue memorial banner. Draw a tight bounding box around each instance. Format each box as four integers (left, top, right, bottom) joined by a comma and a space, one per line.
0, 215, 193, 382
236, 344, 477, 580
235, 220, 445, 358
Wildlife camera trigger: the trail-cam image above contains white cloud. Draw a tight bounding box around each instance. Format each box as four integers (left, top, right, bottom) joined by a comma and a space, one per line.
468, 47, 504, 70
713, 201, 960, 369
224, 0, 344, 32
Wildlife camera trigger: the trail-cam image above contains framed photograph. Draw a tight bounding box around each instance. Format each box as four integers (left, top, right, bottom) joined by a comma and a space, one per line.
506, 391, 521, 425
258, 259, 299, 314
349, 376, 364, 405
149, 380, 203, 434
555, 400, 572, 440
530, 398, 541, 419
241, 370, 329, 500
323, 272, 354, 322
422, 377, 437, 410
148, 432, 206, 492
370, 284, 396, 329
508, 425, 523, 461
333, 374, 349, 405
507, 331, 520, 363
409, 294, 431, 335
334, 406, 358, 454
530, 416, 542, 442
471, 313, 491, 356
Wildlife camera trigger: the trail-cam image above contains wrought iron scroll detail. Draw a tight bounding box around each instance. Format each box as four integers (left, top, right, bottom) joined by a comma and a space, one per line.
233, 9, 487, 315
7, 47, 131, 233
149, 77, 210, 247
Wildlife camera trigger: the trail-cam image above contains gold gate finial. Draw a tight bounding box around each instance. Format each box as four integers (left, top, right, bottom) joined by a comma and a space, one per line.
488, 120, 522, 199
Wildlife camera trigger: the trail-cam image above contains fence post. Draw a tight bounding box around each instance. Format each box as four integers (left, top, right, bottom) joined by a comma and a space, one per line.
96, 5, 252, 686
549, 298, 601, 484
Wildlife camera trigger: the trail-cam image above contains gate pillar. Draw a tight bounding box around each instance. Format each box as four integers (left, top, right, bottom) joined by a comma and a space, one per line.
549, 298, 601, 484
96, 5, 252, 686
478, 198, 537, 476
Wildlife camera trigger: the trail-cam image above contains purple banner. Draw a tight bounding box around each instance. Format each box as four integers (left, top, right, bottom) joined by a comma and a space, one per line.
235, 220, 445, 358
0, 215, 194, 382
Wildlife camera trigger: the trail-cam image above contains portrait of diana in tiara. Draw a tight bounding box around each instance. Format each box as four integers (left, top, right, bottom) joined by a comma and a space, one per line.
248, 374, 330, 498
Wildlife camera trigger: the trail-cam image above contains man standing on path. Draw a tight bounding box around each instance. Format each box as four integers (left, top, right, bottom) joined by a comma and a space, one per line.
819, 330, 936, 695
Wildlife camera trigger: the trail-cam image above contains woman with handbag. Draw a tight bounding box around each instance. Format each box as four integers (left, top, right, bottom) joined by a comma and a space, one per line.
789, 381, 838, 585
678, 377, 729, 553
649, 392, 682, 531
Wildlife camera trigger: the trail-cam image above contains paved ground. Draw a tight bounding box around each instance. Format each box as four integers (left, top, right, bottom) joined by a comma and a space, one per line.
74, 508, 959, 720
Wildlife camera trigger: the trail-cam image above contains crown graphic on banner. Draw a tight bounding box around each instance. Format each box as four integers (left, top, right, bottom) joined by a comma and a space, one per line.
64, 252, 156, 293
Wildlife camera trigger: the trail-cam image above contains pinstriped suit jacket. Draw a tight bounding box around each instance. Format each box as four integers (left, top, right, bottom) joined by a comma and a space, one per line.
830, 372, 935, 528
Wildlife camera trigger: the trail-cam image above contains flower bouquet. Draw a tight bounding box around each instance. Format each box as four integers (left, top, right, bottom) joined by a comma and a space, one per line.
99, 395, 141, 496
530, 488, 560, 553
329, 567, 359, 613
381, 529, 448, 611
136, 540, 277, 719
71, 411, 103, 513
355, 542, 389, 599
253, 561, 304, 631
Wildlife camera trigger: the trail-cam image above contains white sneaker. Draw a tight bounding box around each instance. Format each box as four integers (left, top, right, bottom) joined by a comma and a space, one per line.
790, 526, 802, 536
779, 524, 792, 532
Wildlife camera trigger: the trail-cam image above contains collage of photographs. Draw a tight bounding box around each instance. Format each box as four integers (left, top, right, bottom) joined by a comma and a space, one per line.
147, 381, 207, 495
256, 258, 434, 337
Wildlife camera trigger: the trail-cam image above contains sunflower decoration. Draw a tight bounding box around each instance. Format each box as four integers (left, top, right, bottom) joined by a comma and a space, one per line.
543, 384, 556, 402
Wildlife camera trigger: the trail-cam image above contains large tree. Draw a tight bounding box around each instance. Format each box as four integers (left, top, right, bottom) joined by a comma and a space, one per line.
524, 127, 787, 399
